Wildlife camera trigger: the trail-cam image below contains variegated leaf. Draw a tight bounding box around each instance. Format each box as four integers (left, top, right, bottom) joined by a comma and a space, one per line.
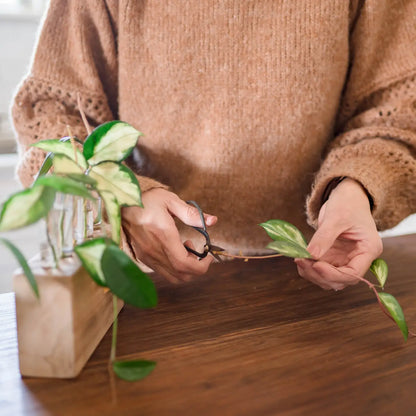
378, 292, 408, 341
35, 175, 95, 200
370, 258, 388, 289
89, 162, 142, 207
74, 237, 114, 287
267, 240, 311, 259
32, 139, 87, 169
0, 185, 55, 231
83, 121, 142, 165
52, 154, 85, 175
100, 191, 121, 244
260, 219, 308, 248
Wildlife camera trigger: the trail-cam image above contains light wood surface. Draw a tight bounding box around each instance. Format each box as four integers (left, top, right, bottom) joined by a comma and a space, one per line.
14, 256, 123, 378
1, 234, 416, 415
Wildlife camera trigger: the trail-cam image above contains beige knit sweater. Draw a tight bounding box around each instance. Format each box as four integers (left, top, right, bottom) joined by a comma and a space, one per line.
11, 0, 416, 255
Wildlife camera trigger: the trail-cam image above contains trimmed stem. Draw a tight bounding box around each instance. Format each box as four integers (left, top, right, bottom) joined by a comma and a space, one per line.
110, 295, 118, 363
211, 251, 283, 260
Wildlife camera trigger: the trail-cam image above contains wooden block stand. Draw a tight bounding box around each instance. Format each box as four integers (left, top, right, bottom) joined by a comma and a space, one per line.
14, 256, 122, 379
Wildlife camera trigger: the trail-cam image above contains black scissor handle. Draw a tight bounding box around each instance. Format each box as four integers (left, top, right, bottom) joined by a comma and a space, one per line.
184, 200, 211, 259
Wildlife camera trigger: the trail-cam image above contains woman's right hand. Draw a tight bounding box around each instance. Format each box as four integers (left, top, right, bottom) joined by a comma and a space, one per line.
122, 188, 217, 283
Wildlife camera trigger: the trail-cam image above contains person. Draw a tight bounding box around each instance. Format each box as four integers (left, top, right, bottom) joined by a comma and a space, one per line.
11, 0, 416, 289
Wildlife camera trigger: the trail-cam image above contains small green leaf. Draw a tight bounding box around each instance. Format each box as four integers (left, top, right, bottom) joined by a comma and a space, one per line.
0, 238, 38, 298
74, 238, 114, 286
267, 240, 311, 259
35, 175, 95, 200
101, 245, 157, 308
370, 258, 388, 289
32, 139, 87, 169
113, 360, 156, 382
100, 191, 121, 244
83, 121, 142, 165
0, 185, 55, 231
378, 292, 408, 341
89, 162, 142, 206
260, 219, 308, 248
52, 154, 85, 175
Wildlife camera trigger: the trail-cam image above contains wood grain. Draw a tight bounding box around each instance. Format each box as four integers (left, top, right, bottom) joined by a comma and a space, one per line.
1, 234, 416, 415
13, 256, 122, 378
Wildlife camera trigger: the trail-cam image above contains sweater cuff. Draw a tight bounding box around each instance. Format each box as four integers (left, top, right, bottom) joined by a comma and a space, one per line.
306, 138, 415, 230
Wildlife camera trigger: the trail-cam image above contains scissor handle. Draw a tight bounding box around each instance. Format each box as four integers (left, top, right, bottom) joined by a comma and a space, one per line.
184, 201, 212, 259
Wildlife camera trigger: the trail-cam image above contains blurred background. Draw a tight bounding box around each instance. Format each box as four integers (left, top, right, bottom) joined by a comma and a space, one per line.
0, 0, 415, 293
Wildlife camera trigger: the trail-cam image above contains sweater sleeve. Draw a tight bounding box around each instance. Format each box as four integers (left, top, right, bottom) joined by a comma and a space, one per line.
306, 0, 416, 231
11, 0, 165, 194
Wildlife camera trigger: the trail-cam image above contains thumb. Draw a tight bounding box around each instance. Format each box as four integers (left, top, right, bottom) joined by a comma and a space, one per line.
168, 198, 217, 227
307, 220, 341, 260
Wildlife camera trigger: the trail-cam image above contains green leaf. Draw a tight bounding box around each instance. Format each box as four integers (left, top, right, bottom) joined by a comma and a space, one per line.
65, 173, 97, 186
113, 360, 156, 382
370, 258, 388, 289
100, 191, 121, 244
35, 175, 96, 200
74, 238, 113, 287
83, 121, 142, 165
89, 162, 142, 207
0, 238, 39, 298
52, 154, 85, 175
378, 292, 408, 341
35, 152, 54, 181
101, 245, 157, 308
0, 185, 55, 231
267, 240, 311, 259
32, 139, 87, 169
260, 219, 308, 248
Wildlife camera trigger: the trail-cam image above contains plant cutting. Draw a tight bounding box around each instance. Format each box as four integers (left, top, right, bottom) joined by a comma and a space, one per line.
0, 120, 158, 381
214, 219, 410, 341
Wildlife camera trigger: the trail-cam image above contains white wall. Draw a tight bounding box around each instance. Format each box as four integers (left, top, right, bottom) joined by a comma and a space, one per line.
0, 6, 42, 152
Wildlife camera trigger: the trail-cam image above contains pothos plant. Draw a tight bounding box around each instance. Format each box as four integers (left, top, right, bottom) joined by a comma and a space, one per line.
0, 121, 158, 381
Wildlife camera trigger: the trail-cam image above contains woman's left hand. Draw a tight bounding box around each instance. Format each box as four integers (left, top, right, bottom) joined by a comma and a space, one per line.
295, 178, 383, 291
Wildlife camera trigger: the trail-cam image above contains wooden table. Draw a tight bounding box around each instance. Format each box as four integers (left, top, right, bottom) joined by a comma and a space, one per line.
1, 234, 416, 416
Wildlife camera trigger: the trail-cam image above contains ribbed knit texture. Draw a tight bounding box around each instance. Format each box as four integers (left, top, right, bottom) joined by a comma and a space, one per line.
11, 0, 416, 255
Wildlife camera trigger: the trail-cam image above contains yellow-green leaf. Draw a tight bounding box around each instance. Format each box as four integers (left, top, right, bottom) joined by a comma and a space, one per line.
89, 162, 142, 207
74, 238, 113, 286
378, 292, 408, 341
32, 139, 87, 170
52, 154, 84, 175
370, 258, 388, 289
35, 175, 95, 200
260, 219, 308, 248
100, 191, 121, 244
267, 240, 311, 259
0, 185, 55, 231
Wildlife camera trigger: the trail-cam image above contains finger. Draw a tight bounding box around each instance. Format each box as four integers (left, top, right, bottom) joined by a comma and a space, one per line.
307, 219, 343, 260
161, 229, 214, 275
297, 261, 333, 290
311, 261, 359, 287
168, 197, 217, 228
338, 252, 374, 279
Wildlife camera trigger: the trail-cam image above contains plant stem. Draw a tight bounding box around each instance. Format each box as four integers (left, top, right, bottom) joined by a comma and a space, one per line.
77, 92, 92, 135
45, 221, 59, 269
110, 294, 118, 363
211, 250, 283, 260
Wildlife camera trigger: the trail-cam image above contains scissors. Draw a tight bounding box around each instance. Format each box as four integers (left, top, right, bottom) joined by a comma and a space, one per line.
184, 200, 225, 261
